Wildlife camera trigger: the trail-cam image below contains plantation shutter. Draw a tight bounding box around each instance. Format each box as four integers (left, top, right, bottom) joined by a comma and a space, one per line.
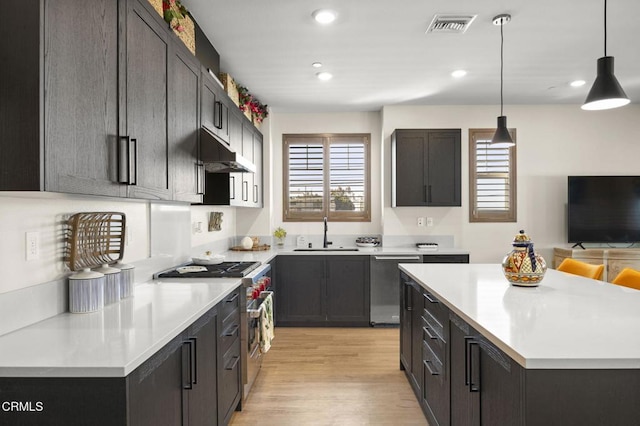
283, 134, 370, 221
469, 129, 517, 222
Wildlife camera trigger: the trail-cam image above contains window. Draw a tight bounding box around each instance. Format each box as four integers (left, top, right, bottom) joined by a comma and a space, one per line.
283, 134, 371, 222
469, 129, 517, 222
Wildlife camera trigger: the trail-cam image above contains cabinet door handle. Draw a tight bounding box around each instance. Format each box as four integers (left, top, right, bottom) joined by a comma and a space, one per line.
423, 325, 437, 340
464, 336, 473, 386
253, 184, 258, 203
224, 324, 239, 337
404, 283, 412, 311
423, 359, 439, 376
183, 339, 195, 390
189, 337, 198, 385
129, 138, 138, 186
243, 180, 248, 201
466, 339, 480, 392
428, 185, 432, 203
196, 163, 205, 195
225, 355, 240, 371
424, 293, 438, 304
230, 175, 236, 200
118, 136, 129, 184
214, 101, 223, 129
225, 292, 239, 303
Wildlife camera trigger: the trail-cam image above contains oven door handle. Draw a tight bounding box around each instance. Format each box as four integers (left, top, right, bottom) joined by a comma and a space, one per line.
247, 291, 274, 318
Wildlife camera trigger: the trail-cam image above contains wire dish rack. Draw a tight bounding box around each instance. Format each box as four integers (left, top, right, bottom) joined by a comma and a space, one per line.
64, 212, 126, 271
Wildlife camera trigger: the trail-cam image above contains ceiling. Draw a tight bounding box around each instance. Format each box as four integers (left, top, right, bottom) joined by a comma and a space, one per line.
184, 0, 640, 113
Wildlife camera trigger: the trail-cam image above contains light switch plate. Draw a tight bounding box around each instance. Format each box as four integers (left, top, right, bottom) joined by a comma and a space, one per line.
26, 231, 40, 261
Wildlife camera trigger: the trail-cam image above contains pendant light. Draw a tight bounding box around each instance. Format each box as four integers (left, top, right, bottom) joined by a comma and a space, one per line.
491, 14, 514, 147
582, 0, 630, 110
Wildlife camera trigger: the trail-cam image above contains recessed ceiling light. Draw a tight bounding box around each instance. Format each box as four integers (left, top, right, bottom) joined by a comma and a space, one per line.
451, 70, 467, 78
312, 9, 337, 24
316, 72, 333, 81
570, 80, 586, 87
312, 62, 323, 68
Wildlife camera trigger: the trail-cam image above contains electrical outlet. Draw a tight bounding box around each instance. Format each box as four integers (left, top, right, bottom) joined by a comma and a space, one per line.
427, 217, 434, 227
26, 231, 40, 261
417, 217, 425, 227
192, 222, 203, 234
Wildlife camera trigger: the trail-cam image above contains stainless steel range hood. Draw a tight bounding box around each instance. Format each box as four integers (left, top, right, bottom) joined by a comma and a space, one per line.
200, 126, 256, 173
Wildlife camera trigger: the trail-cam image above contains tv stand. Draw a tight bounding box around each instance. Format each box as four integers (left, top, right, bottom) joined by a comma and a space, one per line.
571, 242, 585, 249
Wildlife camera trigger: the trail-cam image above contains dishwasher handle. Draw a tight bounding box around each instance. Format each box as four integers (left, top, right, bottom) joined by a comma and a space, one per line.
373, 256, 422, 261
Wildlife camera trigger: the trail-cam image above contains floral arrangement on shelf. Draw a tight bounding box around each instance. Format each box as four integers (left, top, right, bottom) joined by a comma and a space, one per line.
237, 85, 269, 123
162, 0, 188, 32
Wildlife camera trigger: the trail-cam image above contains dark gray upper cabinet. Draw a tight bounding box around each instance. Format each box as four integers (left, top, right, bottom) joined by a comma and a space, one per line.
0, 0, 125, 196
392, 129, 461, 207
201, 68, 229, 143
171, 46, 203, 203
2, 0, 261, 204
124, 0, 171, 200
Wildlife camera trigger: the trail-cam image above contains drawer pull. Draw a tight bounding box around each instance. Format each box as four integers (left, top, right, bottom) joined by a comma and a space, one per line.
225, 293, 239, 303
424, 293, 438, 304
423, 359, 439, 376
225, 355, 240, 371
224, 324, 239, 337
422, 325, 438, 340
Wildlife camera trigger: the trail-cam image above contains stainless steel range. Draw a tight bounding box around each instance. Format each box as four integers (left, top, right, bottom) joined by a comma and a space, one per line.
154, 259, 274, 404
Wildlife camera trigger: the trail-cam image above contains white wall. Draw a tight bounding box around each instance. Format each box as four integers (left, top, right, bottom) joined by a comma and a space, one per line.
381, 104, 640, 263
0, 193, 149, 294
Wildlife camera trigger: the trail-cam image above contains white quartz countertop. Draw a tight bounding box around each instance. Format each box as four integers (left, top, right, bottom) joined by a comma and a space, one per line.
0, 279, 242, 378
399, 263, 640, 370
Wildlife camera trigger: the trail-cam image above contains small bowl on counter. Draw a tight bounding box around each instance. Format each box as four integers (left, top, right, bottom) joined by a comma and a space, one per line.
192, 252, 225, 265
355, 236, 380, 248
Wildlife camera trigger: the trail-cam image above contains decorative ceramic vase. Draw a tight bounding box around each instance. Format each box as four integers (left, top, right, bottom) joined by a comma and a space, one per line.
501, 230, 547, 286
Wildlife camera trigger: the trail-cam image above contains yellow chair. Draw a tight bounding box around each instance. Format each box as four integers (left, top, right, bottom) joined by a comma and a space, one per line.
556, 258, 604, 280
611, 268, 640, 290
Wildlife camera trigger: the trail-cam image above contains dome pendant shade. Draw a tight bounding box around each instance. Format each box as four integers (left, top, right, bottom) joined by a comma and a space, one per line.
582, 56, 630, 110
491, 116, 515, 148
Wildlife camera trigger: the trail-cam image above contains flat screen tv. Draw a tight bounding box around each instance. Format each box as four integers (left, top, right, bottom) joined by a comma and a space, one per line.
568, 176, 640, 244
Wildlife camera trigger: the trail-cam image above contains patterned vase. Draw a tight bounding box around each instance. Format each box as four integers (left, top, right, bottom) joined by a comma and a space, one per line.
501, 230, 547, 286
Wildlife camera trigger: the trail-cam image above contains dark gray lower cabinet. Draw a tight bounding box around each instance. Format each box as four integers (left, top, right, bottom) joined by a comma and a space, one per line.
0, 287, 243, 426
449, 312, 524, 426
276, 255, 370, 326
217, 288, 242, 425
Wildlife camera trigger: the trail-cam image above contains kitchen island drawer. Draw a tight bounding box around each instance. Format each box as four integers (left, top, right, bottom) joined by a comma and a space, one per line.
422, 289, 448, 328
220, 287, 241, 321
422, 315, 446, 362
219, 309, 240, 355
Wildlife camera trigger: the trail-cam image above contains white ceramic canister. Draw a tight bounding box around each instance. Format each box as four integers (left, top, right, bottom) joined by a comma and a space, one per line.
94, 264, 121, 305
69, 268, 105, 313
116, 260, 135, 299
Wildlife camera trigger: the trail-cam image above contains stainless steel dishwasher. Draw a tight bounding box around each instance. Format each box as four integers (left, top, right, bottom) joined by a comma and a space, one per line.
370, 255, 422, 326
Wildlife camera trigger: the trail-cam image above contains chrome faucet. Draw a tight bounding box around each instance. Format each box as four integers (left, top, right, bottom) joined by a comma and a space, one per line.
323, 216, 332, 248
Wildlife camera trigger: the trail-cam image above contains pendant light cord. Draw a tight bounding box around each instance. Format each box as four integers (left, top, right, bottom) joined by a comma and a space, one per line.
604, 0, 607, 56
500, 17, 504, 116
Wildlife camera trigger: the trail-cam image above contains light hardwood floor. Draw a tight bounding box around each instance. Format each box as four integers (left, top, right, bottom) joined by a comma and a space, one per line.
230, 327, 428, 426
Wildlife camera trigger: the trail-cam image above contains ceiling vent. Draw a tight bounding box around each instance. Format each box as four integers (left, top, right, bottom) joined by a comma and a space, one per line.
426, 14, 477, 34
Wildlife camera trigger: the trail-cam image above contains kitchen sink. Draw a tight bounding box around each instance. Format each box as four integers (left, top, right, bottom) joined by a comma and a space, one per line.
293, 248, 359, 252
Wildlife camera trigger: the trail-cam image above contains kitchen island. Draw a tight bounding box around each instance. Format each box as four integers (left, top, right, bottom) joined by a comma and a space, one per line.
399, 263, 640, 426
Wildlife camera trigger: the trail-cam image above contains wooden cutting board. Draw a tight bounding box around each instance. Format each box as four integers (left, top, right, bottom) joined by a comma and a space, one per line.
230, 244, 271, 251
